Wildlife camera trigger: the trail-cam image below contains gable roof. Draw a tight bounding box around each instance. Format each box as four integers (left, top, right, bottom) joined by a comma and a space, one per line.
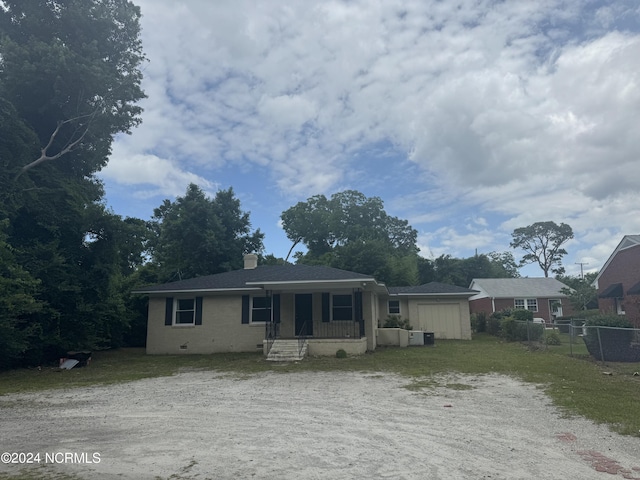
593, 235, 640, 288
388, 282, 476, 297
133, 264, 379, 294
469, 278, 569, 299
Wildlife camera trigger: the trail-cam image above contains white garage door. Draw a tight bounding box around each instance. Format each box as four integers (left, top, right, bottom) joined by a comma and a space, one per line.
417, 303, 462, 339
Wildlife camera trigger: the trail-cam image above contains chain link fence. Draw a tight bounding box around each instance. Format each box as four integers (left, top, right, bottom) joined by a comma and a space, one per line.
513, 318, 640, 364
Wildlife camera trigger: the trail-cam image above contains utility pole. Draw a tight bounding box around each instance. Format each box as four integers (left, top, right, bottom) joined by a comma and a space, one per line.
575, 262, 588, 280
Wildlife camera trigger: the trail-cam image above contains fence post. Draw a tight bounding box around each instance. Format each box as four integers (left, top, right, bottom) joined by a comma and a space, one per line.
569, 323, 573, 357
596, 326, 605, 365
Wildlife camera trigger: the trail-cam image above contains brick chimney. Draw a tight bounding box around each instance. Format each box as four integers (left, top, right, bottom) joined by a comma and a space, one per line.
243, 253, 258, 269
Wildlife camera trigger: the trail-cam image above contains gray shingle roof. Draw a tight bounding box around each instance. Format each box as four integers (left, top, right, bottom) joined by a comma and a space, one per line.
133, 264, 376, 293
388, 282, 477, 296
469, 278, 569, 298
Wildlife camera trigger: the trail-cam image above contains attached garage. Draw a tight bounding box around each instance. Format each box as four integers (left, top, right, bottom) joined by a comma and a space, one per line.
380, 282, 476, 340
417, 303, 464, 339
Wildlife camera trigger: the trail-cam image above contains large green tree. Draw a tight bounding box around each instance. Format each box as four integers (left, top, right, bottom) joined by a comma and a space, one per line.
418, 252, 519, 287
281, 190, 418, 284
149, 184, 264, 281
1, 0, 146, 178
510, 221, 574, 277
0, 0, 147, 366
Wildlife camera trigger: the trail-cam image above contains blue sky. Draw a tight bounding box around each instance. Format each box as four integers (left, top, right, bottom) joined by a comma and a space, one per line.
99, 0, 640, 278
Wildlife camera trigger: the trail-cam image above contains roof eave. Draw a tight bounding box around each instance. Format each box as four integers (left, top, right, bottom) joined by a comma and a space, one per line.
132, 287, 263, 295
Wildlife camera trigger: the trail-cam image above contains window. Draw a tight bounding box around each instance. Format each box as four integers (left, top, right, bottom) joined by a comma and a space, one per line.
514, 298, 537, 311
549, 300, 563, 317
175, 298, 195, 325
251, 296, 272, 323
332, 294, 353, 321
388, 300, 400, 315
616, 298, 625, 315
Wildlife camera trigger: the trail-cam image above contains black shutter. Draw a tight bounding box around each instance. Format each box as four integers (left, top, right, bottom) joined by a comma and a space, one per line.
322, 293, 330, 323
354, 291, 363, 321
165, 297, 173, 326
241, 295, 250, 324
273, 294, 281, 324
195, 297, 203, 325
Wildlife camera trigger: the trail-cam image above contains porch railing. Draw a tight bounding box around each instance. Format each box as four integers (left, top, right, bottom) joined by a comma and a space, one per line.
310, 319, 364, 339
264, 321, 279, 356
297, 320, 308, 357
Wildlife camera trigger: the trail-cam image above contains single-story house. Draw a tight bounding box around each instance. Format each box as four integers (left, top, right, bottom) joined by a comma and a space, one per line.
468, 277, 574, 323
593, 235, 640, 327
133, 254, 476, 357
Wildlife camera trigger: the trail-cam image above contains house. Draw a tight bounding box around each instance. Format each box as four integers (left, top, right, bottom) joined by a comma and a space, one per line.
468, 278, 574, 323
133, 254, 475, 357
384, 283, 476, 340
593, 235, 640, 327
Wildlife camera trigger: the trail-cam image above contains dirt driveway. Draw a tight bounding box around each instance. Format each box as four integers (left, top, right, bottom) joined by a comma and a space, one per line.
1, 371, 639, 480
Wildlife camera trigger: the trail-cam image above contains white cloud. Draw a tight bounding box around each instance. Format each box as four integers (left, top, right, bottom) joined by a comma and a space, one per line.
101, 0, 640, 269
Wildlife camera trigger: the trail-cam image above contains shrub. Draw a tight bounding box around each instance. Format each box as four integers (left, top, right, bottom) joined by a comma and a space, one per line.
335, 349, 347, 359
500, 317, 544, 342
383, 315, 412, 330
545, 332, 562, 345
512, 309, 534, 322
583, 314, 640, 362
486, 313, 502, 336
471, 312, 487, 333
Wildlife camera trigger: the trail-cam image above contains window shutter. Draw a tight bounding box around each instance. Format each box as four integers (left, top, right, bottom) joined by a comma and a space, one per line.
322, 293, 330, 323
165, 297, 173, 326
195, 297, 203, 325
241, 295, 250, 324
273, 294, 281, 324
354, 291, 363, 321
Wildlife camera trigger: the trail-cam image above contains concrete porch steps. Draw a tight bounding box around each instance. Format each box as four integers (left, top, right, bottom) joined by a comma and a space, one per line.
266, 339, 308, 362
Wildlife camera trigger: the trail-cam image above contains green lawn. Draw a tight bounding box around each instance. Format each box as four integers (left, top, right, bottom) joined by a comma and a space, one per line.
1, 333, 639, 437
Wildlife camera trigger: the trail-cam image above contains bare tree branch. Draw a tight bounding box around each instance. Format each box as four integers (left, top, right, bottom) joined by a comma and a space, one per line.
14, 109, 99, 180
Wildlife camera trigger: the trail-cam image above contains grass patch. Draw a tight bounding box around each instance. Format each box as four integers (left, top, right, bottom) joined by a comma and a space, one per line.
0, 334, 638, 437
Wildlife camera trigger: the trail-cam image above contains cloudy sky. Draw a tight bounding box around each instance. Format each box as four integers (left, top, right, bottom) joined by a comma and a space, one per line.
100, 0, 640, 277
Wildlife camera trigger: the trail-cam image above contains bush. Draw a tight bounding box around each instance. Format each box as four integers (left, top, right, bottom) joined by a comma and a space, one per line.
500, 317, 544, 342
486, 311, 505, 336
471, 312, 487, 333
512, 309, 533, 322
383, 315, 412, 330
335, 349, 347, 359
583, 314, 640, 362
545, 332, 562, 345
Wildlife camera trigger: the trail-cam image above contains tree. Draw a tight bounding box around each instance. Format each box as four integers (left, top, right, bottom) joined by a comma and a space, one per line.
149, 184, 264, 280
510, 221, 574, 277
0, 0, 146, 178
0, 1, 148, 367
281, 190, 419, 284
557, 272, 599, 311
486, 251, 520, 278
0, 220, 46, 369
281, 191, 417, 259
418, 252, 519, 287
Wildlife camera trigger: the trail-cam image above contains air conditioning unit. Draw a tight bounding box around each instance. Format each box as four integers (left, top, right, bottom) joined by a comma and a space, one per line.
409, 331, 424, 346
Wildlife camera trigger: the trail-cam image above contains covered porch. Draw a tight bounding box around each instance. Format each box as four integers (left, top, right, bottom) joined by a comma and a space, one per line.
244, 277, 382, 357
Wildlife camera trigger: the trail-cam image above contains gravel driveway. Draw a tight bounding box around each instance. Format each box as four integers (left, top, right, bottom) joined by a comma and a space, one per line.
1, 371, 639, 480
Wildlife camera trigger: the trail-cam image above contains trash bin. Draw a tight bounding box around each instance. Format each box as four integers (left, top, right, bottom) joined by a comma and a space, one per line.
423, 332, 435, 346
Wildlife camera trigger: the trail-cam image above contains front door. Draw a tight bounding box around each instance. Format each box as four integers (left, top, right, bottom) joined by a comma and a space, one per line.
295, 294, 313, 336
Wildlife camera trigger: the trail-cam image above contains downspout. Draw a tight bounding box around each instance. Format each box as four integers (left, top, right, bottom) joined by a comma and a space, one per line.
491, 297, 496, 313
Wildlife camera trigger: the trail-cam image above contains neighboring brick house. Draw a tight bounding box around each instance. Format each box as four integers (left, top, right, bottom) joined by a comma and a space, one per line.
468, 278, 574, 323
593, 235, 640, 327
